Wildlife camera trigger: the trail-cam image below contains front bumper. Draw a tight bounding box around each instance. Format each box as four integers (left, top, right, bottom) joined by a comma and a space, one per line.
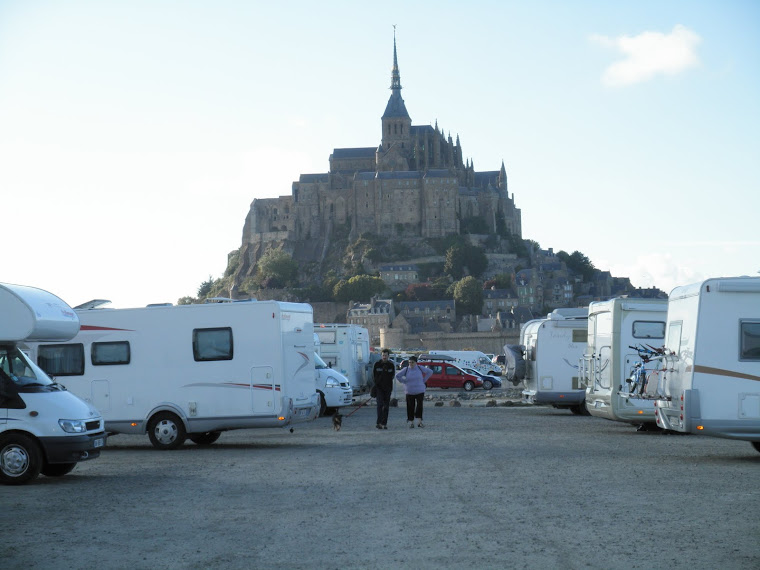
38, 432, 107, 464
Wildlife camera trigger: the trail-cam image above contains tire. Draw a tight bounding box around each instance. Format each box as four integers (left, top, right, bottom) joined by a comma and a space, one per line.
41, 462, 77, 477
482, 380, 493, 390
189, 431, 222, 446
147, 412, 187, 450
751, 441, 760, 453
0, 434, 43, 485
570, 405, 583, 415
318, 392, 327, 417
463, 381, 475, 392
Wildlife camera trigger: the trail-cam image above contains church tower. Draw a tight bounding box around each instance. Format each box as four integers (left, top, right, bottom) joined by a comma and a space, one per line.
377, 29, 412, 171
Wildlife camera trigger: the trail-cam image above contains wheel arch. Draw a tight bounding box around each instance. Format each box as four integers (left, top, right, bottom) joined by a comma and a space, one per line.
144, 404, 189, 434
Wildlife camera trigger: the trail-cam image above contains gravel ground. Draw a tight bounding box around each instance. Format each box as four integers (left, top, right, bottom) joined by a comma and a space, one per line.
2, 388, 758, 570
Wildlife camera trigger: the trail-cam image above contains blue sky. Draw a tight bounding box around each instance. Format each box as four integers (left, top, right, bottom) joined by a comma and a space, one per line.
1, 0, 758, 308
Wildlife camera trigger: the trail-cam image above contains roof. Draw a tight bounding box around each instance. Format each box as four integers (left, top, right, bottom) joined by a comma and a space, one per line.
382, 91, 410, 119
398, 300, 455, 311
380, 264, 419, 271
298, 173, 329, 183
331, 147, 377, 159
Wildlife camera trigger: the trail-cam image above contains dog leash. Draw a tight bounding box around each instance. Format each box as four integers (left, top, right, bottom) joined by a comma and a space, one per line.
344, 395, 373, 418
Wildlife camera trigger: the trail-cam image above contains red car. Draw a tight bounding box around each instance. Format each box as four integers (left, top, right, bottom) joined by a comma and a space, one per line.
417, 361, 484, 391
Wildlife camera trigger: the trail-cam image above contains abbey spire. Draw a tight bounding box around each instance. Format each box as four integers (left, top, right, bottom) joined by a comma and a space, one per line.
380, 28, 412, 157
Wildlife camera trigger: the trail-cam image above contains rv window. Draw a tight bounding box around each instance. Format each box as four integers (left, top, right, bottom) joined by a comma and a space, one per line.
666, 322, 683, 353
92, 341, 131, 366
572, 329, 586, 343
316, 331, 336, 345
193, 328, 233, 362
740, 321, 760, 360
632, 321, 665, 339
37, 344, 85, 376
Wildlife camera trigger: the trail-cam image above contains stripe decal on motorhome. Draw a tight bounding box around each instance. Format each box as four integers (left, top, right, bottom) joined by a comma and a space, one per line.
692, 365, 760, 383
183, 382, 282, 391
80, 325, 134, 331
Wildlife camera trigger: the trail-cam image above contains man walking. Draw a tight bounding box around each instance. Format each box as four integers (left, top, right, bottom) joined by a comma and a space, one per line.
372, 349, 396, 429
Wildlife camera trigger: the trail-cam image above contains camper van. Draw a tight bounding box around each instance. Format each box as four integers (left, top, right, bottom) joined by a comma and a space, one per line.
1, 283, 105, 485
654, 277, 760, 452
427, 350, 502, 377
27, 300, 320, 450
314, 324, 371, 393
521, 308, 589, 414
580, 297, 667, 426
313, 333, 353, 415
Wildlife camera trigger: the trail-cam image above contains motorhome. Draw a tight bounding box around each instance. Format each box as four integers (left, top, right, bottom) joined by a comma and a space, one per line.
521, 308, 589, 414
580, 297, 667, 426
27, 300, 320, 450
313, 333, 353, 415
1, 283, 105, 485
654, 277, 760, 453
427, 350, 502, 377
314, 323, 372, 393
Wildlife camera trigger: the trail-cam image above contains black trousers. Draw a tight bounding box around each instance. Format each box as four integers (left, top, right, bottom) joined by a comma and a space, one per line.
406, 393, 424, 421
376, 385, 392, 426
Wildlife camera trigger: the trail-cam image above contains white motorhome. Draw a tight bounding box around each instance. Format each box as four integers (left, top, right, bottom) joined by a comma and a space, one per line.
314, 323, 371, 393
654, 277, 760, 453
27, 300, 320, 450
521, 308, 589, 414
427, 350, 502, 377
580, 297, 667, 426
1, 283, 105, 485
313, 333, 353, 415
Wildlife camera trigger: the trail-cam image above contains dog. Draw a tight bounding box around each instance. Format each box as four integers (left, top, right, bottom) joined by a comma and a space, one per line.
332, 413, 343, 431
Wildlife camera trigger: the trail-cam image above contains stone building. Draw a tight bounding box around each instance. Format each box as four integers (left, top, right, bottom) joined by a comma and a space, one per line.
379, 264, 419, 291
237, 33, 522, 275
346, 297, 394, 346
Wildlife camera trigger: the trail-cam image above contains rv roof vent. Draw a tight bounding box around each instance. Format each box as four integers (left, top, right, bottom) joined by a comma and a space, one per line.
147, 303, 173, 307
74, 299, 112, 310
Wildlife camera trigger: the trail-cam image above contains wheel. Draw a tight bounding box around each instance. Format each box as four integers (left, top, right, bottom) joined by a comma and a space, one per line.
751, 441, 760, 453
41, 462, 77, 477
318, 392, 327, 417
189, 431, 222, 446
147, 412, 187, 450
482, 380, 493, 390
0, 434, 42, 485
570, 405, 583, 415
463, 381, 475, 392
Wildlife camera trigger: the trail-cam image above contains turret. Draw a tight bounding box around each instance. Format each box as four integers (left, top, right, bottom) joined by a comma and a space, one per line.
380, 29, 412, 153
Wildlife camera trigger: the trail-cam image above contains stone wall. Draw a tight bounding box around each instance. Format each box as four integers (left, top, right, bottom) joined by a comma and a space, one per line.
380, 328, 520, 354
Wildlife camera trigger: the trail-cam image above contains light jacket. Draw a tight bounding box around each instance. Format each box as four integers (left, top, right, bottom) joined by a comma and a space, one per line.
395, 364, 433, 396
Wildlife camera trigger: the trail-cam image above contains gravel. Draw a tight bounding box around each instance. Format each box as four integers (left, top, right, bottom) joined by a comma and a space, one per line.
2, 388, 758, 569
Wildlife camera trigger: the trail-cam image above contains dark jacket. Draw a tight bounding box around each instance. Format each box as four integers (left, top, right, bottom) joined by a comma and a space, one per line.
373, 359, 396, 392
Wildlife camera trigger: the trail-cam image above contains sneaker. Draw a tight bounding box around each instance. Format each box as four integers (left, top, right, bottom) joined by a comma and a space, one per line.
382, 425, 388, 430
418, 421, 424, 428
409, 422, 414, 428
376, 424, 382, 430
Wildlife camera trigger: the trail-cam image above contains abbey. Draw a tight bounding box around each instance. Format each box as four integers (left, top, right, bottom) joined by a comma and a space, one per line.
240, 35, 522, 269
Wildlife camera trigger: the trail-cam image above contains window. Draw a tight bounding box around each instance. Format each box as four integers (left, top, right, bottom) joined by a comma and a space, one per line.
572, 329, 586, 343
445, 366, 462, 376
193, 328, 233, 361
740, 321, 760, 360
92, 341, 131, 365
632, 320, 666, 339
37, 344, 85, 376
666, 321, 682, 353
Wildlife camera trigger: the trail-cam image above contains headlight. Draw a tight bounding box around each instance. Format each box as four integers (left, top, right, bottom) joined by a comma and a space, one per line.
58, 419, 87, 433
325, 376, 340, 388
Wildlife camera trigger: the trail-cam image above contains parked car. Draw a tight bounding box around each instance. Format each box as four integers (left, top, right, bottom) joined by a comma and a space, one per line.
461, 367, 502, 390
417, 361, 483, 391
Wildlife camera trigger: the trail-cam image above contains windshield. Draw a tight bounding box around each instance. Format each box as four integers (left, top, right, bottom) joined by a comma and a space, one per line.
464, 367, 483, 378
314, 352, 329, 369
0, 345, 55, 389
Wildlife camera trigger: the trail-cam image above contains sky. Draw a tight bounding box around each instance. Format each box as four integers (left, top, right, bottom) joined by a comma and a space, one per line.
1, 0, 758, 309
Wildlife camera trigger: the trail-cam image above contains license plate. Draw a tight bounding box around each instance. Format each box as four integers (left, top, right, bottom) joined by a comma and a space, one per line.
298, 408, 309, 417
93, 438, 105, 448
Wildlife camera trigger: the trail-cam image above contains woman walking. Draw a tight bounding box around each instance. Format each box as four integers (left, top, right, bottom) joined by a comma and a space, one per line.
395, 356, 433, 428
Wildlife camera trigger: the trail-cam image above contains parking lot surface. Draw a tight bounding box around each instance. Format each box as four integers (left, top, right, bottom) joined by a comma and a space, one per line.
2, 400, 759, 569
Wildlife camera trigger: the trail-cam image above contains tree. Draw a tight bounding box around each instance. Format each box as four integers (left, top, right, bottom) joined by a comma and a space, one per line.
333, 275, 387, 302
256, 248, 298, 288
557, 250, 596, 282
444, 245, 466, 279
452, 276, 483, 316
444, 244, 487, 279
197, 276, 215, 298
